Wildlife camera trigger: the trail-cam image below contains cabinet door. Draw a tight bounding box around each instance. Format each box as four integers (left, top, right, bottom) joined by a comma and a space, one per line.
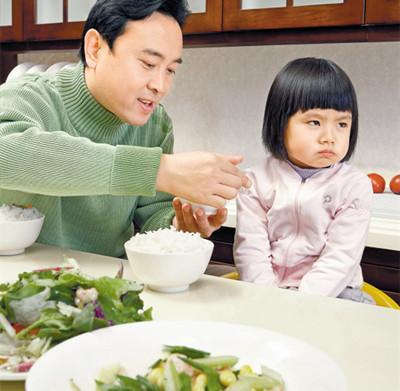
366, 0, 400, 24
23, 0, 92, 40
183, 0, 222, 34
0, 0, 23, 42
223, 0, 364, 31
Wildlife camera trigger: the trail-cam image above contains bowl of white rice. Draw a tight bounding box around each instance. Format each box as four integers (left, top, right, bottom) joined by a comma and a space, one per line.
124, 228, 214, 293
0, 204, 44, 255
178, 198, 218, 216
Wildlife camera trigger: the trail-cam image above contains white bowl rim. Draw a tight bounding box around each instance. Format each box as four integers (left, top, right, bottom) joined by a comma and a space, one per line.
124, 237, 214, 256
0, 215, 45, 224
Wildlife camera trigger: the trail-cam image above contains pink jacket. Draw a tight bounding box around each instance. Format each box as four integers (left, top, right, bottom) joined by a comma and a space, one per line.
234, 157, 372, 297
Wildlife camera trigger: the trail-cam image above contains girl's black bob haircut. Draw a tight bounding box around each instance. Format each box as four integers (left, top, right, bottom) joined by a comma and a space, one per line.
79, 0, 190, 66
262, 57, 358, 162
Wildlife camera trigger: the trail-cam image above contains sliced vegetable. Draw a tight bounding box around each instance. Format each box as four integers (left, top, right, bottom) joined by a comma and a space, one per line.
164, 360, 181, 391
93, 345, 286, 391
181, 357, 223, 391
192, 355, 238, 369
163, 345, 210, 359
261, 364, 285, 385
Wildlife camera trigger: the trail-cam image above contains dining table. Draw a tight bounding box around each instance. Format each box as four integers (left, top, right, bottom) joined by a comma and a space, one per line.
0, 243, 399, 391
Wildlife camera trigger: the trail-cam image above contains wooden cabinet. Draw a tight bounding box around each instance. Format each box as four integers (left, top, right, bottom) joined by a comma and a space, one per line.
209, 227, 400, 304
223, 0, 364, 31
0, 0, 399, 43
23, 0, 91, 41
366, 0, 400, 24
22, 0, 223, 39
3, 0, 222, 41
0, 0, 22, 42
183, 0, 222, 34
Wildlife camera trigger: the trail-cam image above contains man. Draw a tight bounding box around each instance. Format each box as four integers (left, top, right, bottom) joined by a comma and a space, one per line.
0, 0, 249, 257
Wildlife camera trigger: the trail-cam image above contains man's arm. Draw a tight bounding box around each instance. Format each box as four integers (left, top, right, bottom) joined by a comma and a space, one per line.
0, 83, 163, 197
0, 81, 249, 203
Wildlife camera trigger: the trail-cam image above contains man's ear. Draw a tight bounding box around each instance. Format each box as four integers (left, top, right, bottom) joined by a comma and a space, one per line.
84, 28, 104, 69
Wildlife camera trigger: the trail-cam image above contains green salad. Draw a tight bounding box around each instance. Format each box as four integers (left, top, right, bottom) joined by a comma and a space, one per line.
0, 260, 151, 374
91, 345, 285, 391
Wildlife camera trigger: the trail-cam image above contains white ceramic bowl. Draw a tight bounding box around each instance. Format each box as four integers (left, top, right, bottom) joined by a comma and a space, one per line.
179, 198, 218, 215
124, 238, 214, 293
0, 216, 45, 256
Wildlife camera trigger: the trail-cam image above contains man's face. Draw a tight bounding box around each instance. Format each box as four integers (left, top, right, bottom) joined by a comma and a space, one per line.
86, 12, 183, 126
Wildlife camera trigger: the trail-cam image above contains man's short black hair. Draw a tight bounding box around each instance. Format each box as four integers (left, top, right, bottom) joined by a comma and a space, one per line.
262, 57, 359, 162
79, 0, 190, 66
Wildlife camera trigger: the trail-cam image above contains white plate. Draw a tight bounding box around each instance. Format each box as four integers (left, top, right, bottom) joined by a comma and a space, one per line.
26, 320, 346, 391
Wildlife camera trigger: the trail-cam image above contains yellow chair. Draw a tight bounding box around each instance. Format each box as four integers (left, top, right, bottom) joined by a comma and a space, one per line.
221, 272, 400, 310
221, 271, 239, 280
362, 282, 400, 309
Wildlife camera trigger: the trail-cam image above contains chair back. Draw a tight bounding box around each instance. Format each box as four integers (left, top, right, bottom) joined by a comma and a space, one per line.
362, 282, 400, 309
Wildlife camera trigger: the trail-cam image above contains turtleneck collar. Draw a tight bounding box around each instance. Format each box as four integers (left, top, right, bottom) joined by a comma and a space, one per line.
287, 159, 330, 180
56, 62, 127, 143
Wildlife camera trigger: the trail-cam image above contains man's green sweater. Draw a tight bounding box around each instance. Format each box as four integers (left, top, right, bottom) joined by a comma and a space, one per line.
0, 63, 175, 257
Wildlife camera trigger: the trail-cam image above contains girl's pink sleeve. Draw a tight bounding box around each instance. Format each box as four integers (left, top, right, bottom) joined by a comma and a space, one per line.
299, 176, 373, 297
233, 170, 277, 285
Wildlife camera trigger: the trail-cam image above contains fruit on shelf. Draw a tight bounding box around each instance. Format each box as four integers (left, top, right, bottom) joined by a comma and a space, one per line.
367, 173, 386, 193
389, 175, 400, 195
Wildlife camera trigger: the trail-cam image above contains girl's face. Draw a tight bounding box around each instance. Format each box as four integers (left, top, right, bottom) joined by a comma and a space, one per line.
284, 108, 352, 168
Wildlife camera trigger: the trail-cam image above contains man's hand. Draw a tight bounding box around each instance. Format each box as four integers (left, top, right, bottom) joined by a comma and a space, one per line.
156, 152, 251, 208
172, 197, 227, 238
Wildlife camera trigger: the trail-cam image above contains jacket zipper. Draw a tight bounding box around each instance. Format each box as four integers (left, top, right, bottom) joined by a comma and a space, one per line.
284, 178, 306, 266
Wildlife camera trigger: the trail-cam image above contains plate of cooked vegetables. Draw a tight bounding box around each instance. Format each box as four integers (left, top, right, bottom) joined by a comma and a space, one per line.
0, 259, 151, 381
25, 320, 346, 391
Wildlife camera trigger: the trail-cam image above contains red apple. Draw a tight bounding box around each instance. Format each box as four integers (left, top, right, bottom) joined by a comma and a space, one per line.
367, 173, 386, 193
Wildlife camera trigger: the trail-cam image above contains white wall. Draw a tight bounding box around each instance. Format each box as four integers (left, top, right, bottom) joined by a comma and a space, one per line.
162, 42, 400, 177
20, 41, 400, 176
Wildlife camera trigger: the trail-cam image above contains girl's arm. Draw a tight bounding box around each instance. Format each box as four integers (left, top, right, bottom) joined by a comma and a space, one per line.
233, 170, 277, 285
298, 177, 372, 297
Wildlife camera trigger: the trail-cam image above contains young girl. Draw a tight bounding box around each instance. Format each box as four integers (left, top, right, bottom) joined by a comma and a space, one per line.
234, 57, 373, 303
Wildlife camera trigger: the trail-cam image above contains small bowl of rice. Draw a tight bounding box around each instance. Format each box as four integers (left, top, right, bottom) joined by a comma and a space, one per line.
0, 204, 45, 256
124, 228, 214, 293
178, 198, 218, 216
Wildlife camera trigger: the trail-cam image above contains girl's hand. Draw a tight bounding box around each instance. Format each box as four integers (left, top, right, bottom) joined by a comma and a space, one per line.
172, 197, 227, 238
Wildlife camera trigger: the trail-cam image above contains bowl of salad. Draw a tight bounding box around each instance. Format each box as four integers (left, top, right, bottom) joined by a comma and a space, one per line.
0, 204, 45, 255
0, 260, 151, 379
125, 228, 214, 293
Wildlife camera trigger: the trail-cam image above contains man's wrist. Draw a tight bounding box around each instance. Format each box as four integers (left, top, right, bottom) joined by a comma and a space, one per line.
156, 154, 170, 193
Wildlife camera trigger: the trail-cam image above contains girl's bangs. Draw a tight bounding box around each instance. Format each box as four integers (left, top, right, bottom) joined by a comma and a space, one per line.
287, 70, 356, 115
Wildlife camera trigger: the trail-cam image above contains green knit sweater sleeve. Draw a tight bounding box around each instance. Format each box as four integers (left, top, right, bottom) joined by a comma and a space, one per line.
0, 75, 166, 197
134, 124, 175, 232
